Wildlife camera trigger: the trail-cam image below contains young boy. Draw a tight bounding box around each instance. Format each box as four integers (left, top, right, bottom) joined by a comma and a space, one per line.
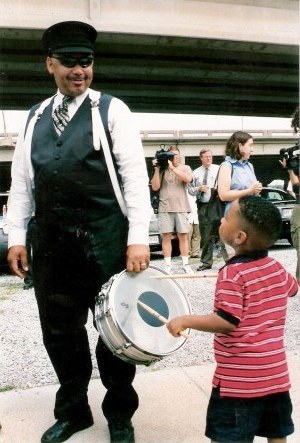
167, 196, 298, 443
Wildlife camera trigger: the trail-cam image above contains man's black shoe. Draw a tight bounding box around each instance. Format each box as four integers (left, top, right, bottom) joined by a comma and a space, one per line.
41, 415, 94, 443
23, 281, 34, 290
196, 264, 212, 271
108, 420, 135, 443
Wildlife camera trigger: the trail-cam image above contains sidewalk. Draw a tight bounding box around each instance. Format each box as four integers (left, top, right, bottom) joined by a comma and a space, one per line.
0, 353, 299, 443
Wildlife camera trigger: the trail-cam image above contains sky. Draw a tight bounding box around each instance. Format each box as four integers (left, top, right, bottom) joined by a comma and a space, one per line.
0, 110, 293, 134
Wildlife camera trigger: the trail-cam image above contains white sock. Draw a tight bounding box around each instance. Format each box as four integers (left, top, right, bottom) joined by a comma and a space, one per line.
181, 256, 189, 266
164, 257, 172, 266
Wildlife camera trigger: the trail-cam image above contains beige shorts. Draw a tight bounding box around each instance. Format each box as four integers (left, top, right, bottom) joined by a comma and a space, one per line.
158, 212, 190, 234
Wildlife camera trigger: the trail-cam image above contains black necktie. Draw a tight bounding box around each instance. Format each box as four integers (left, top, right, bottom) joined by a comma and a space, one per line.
53, 95, 72, 135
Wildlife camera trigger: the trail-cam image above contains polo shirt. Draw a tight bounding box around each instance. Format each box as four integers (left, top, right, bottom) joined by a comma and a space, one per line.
213, 252, 298, 398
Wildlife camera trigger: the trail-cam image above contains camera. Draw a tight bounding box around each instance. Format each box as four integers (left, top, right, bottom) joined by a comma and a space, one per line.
155, 148, 175, 170
279, 142, 299, 173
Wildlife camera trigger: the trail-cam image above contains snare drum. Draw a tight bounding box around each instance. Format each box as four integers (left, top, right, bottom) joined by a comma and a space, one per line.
95, 265, 191, 366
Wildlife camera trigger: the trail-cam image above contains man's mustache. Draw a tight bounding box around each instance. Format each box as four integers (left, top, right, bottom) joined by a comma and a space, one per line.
68, 75, 86, 81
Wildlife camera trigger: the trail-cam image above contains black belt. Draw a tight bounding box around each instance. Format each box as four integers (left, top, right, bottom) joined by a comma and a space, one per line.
197, 201, 208, 205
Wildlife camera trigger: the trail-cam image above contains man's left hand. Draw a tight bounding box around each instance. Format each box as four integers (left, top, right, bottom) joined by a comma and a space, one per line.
126, 244, 150, 273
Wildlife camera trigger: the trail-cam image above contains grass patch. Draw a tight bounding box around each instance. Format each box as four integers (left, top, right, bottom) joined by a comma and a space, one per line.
0, 385, 15, 393
0, 283, 23, 300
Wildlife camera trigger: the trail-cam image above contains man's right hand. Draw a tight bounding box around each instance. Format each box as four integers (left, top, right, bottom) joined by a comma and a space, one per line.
7, 245, 28, 279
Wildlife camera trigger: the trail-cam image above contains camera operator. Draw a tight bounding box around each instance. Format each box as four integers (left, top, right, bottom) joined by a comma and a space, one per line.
150, 146, 194, 274
279, 106, 300, 284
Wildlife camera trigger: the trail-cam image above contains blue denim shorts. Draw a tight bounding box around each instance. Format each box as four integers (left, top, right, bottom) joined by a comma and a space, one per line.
205, 387, 294, 443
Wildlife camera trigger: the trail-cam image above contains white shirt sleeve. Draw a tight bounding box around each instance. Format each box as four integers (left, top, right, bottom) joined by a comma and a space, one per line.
108, 97, 152, 245
7, 113, 35, 248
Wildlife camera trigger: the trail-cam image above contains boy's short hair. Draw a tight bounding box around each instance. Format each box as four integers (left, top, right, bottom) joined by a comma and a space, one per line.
238, 196, 282, 248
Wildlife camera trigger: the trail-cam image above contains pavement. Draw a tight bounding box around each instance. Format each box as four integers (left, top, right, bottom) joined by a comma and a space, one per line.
0, 352, 299, 443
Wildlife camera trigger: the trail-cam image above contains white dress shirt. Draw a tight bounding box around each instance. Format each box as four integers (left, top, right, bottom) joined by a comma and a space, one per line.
8, 88, 152, 247
188, 164, 219, 203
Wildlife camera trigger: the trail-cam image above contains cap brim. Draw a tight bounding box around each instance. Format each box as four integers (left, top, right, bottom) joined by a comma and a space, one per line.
53, 46, 94, 54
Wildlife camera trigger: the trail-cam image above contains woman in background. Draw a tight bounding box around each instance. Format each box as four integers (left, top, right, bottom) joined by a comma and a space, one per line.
218, 131, 262, 213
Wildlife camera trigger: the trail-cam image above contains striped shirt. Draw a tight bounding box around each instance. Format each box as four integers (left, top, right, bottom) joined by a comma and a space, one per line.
212, 253, 298, 398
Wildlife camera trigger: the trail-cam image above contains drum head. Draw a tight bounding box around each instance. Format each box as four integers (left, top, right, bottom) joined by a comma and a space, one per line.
107, 265, 191, 357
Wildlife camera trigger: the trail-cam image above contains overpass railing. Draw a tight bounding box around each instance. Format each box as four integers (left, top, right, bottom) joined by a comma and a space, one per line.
0, 129, 297, 150
140, 129, 296, 140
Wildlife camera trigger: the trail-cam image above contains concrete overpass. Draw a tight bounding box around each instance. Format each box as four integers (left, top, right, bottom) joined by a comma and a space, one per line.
0, 0, 299, 117
0, 128, 297, 191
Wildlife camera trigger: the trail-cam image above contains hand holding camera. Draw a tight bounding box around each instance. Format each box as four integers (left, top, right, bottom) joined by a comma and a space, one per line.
154, 148, 175, 170
279, 143, 299, 173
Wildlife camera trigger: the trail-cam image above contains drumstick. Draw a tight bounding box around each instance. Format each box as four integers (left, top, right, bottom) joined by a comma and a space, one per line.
137, 300, 189, 339
149, 273, 218, 280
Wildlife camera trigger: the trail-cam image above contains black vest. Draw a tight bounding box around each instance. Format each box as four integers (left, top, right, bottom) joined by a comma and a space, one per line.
30, 95, 124, 228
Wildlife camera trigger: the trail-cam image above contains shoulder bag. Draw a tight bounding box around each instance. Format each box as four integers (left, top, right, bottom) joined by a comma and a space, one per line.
205, 163, 232, 227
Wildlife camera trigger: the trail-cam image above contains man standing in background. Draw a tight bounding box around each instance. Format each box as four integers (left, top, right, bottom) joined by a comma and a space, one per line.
187, 192, 200, 258
189, 148, 219, 270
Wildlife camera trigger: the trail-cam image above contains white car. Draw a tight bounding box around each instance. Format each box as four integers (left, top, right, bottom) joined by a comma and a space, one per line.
260, 187, 297, 244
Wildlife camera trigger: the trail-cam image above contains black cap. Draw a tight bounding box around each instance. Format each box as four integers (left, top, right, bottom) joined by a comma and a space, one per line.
42, 21, 97, 55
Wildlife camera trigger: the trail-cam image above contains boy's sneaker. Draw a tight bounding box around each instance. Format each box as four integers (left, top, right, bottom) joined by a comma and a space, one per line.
183, 264, 194, 274
164, 265, 173, 274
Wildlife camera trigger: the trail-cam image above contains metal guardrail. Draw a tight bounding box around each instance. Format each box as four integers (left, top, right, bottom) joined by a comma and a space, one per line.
0, 129, 296, 148
140, 129, 296, 140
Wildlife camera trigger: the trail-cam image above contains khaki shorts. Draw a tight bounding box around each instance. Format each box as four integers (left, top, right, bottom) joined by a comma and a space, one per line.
158, 212, 190, 234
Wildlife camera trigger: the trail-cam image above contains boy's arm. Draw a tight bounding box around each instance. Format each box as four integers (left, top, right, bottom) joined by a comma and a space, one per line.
167, 312, 236, 337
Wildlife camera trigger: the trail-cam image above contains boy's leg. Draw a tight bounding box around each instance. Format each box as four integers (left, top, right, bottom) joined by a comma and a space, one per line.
211, 438, 287, 443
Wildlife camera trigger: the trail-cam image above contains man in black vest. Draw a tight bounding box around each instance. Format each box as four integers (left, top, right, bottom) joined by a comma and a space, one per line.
7, 21, 152, 443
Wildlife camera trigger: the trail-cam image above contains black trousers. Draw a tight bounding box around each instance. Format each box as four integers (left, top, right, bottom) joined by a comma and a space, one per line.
30, 217, 138, 423
197, 203, 214, 266
197, 203, 228, 266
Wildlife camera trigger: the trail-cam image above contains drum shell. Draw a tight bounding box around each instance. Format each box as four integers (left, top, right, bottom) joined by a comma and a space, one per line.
95, 299, 162, 365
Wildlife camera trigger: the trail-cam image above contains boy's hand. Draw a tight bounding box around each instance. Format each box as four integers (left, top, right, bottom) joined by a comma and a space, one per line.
167, 316, 187, 337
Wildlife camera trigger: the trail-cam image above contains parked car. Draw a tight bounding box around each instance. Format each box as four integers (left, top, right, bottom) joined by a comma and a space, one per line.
0, 192, 9, 265
260, 187, 297, 244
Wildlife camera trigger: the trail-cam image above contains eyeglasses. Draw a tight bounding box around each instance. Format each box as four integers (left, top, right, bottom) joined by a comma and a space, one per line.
51, 55, 94, 68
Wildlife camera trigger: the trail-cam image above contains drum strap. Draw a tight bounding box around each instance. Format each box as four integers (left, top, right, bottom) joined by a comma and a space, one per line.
91, 92, 128, 217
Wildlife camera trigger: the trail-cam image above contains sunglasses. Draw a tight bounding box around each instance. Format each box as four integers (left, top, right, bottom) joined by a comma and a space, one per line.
51, 55, 94, 68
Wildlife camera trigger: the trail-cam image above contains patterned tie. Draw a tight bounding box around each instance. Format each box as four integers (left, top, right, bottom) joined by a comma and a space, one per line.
53, 95, 72, 135
202, 167, 209, 186
200, 167, 209, 200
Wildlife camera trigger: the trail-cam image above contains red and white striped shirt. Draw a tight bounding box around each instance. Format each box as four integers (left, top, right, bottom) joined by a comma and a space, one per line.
212, 254, 298, 398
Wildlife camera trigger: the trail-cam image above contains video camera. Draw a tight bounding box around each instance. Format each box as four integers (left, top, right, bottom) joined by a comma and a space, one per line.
155, 146, 175, 170
279, 142, 299, 173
